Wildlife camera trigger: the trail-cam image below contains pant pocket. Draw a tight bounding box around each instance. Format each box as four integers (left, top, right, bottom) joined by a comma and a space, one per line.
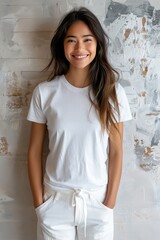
35, 193, 54, 213
88, 192, 114, 224
36, 191, 58, 238
35, 191, 57, 222
90, 188, 114, 213
94, 198, 114, 212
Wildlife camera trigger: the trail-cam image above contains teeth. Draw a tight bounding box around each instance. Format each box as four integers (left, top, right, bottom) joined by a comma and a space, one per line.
73, 55, 88, 59
76, 56, 85, 58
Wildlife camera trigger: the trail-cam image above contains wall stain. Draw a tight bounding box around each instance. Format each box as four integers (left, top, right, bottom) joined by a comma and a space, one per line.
142, 66, 148, 77
138, 91, 146, 97
6, 72, 30, 110
129, 58, 135, 64
7, 96, 25, 110
140, 58, 148, 77
7, 73, 23, 97
144, 146, 153, 157
124, 28, 132, 41
142, 16, 146, 32
140, 162, 158, 171
146, 112, 160, 116
0, 137, 9, 156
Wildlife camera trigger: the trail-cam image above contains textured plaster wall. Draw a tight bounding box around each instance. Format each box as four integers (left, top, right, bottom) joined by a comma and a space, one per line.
0, 0, 159, 240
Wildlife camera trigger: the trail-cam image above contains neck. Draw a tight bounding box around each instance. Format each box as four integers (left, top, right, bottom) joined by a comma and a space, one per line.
65, 67, 90, 88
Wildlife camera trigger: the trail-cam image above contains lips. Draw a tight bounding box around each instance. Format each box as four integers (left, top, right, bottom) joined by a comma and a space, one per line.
72, 54, 89, 59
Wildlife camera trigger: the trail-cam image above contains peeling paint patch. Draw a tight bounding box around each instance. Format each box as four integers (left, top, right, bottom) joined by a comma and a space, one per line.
150, 90, 160, 111
152, 9, 160, 25
135, 140, 160, 171
134, 128, 160, 171
0, 137, 9, 155
104, 0, 154, 26
0, 194, 14, 203
104, 0, 160, 171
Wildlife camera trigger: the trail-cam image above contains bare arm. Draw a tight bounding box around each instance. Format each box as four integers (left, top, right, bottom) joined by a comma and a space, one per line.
103, 122, 123, 209
27, 122, 46, 208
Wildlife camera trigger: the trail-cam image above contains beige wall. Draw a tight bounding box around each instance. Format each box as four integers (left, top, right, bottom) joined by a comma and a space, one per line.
0, 0, 160, 239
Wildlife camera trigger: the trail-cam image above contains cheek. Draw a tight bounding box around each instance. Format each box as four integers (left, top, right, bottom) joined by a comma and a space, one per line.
90, 46, 97, 58
64, 44, 72, 56
89, 43, 97, 53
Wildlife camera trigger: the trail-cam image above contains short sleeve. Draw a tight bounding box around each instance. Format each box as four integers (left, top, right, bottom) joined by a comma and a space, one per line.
113, 83, 132, 123
27, 85, 46, 123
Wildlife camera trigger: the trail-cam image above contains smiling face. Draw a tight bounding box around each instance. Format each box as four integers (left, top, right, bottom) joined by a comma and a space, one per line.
64, 20, 97, 72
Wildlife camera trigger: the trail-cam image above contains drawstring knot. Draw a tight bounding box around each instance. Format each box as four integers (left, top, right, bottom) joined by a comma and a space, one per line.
72, 189, 88, 238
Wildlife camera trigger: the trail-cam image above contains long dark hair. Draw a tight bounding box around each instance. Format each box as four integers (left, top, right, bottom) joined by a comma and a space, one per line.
45, 7, 119, 132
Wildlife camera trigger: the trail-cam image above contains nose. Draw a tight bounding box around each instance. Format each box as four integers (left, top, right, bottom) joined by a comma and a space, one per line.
75, 41, 83, 50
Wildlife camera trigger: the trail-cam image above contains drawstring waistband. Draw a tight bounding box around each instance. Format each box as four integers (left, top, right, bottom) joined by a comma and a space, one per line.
44, 185, 106, 238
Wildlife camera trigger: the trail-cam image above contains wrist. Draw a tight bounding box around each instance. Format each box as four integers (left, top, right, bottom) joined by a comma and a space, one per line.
34, 200, 43, 208
103, 198, 116, 209
33, 195, 43, 208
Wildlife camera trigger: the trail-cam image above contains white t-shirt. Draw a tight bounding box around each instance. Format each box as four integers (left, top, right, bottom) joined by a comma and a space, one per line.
27, 75, 132, 191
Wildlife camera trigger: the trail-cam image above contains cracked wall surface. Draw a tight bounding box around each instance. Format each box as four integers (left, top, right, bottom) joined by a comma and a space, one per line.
104, 0, 160, 172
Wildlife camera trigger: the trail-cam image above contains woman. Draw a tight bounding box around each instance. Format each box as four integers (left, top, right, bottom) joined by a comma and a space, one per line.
27, 7, 132, 240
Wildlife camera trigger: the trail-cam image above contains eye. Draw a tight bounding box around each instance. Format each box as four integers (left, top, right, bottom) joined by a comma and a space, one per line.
84, 38, 92, 42
67, 39, 76, 43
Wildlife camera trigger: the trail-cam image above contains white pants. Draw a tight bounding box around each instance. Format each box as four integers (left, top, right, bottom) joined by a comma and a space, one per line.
35, 186, 114, 240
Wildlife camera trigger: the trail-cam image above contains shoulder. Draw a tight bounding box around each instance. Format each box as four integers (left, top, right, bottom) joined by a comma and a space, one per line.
115, 82, 125, 94
33, 75, 63, 95
115, 82, 132, 121
115, 82, 128, 101
38, 75, 61, 90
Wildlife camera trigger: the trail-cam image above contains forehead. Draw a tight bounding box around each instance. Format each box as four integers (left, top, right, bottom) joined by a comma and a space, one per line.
65, 20, 94, 36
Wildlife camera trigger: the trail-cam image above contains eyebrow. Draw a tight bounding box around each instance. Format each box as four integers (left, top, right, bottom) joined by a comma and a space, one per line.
65, 34, 94, 38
